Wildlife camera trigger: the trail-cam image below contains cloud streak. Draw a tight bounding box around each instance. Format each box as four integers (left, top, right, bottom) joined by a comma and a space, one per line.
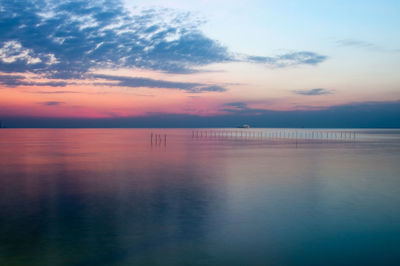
93, 74, 227, 93
39, 101, 65, 106
0, 74, 69, 87
32, 91, 80, 94
246, 51, 327, 67
293, 88, 333, 96
336, 39, 399, 53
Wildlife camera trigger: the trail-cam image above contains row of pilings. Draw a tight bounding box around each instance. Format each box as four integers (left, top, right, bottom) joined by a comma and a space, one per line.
191, 129, 358, 141
150, 133, 167, 146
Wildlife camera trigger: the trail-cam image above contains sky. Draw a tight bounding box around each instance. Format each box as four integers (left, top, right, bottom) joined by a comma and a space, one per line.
0, 0, 399, 127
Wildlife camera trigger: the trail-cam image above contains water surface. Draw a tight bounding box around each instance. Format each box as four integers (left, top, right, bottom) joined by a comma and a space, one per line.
1, 129, 400, 265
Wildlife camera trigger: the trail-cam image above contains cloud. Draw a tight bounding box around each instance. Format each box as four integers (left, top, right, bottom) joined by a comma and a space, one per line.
0, 74, 26, 87
0, 74, 69, 87
293, 88, 333, 96
336, 39, 399, 53
337, 39, 378, 48
33, 90, 80, 94
221, 101, 266, 115
93, 74, 227, 93
40, 101, 65, 106
0, 0, 231, 77
221, 100, 400, 116
223, 102, 248, 109
0, 41, 43, 64
0, 0, 327, 80
189, 86, 227, 93
246, 51, 327, 67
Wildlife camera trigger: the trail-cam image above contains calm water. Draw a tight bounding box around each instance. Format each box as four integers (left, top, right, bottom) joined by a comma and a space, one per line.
1, 129, 400, 265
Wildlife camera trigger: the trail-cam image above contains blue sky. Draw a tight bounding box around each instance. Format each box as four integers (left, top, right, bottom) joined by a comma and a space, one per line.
130, 0, 399, 52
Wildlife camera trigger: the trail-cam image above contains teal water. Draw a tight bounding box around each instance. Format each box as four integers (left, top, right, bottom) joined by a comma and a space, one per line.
0, 129, 400, 265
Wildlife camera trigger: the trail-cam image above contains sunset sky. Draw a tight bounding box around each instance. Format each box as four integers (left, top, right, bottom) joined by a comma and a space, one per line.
1, 0, 399, 127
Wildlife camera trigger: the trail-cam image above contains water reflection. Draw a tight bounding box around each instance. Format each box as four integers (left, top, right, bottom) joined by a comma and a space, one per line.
0, 130, 223, 265
0, 129, 400, 265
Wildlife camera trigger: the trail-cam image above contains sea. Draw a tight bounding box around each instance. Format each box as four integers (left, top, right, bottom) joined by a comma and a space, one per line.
0, 129, 400, 265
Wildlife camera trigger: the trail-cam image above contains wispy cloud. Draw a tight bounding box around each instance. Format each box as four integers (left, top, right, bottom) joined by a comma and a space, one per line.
33, 91, 80, 94
293, 88, 333, 96
336, 39, 398, 53
39, 101, 65, 106
337, 39, 379, 49
221, 102, 267, 115
223, 102, 248, 110
0, 74, 69, 87
93, 74, 227, 93
246, 51, 327, 67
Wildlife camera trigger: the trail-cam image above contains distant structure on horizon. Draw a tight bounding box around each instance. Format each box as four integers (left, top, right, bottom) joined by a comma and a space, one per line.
237, 124, 250, 128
